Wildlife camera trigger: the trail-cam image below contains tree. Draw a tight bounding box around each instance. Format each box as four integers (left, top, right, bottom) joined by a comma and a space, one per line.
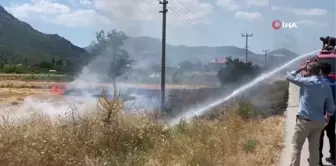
56, 59, 63, 67
51, 58, 56, 66
23, 58, 28, 67
178, 61, 193, 71
217, 57, 261, 86
172, 69, 183, 84
193, 60, 204, 71
89, 29, 132, 80
39, 61, 52, 69
66, 59, 72, 67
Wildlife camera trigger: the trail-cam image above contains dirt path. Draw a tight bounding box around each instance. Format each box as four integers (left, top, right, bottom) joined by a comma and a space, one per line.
279, 83, 332, 166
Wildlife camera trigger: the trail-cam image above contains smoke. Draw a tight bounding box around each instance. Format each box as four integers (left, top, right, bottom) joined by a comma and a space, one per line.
0, 95, 97, 125
272, 31, 299, 53
72, 54, 112, 85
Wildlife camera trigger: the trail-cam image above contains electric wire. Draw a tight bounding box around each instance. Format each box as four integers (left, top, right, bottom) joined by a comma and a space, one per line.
169, 0, 212, 27
141, 0, 204, 32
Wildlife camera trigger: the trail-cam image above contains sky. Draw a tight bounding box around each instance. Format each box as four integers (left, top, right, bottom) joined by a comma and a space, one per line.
0, 0, 335, 54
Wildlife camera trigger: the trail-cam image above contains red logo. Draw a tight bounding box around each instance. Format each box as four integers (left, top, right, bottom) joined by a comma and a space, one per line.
272, 20, 282, 30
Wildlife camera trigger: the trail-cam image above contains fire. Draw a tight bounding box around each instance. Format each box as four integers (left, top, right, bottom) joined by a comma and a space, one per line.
50, 83, 66, 95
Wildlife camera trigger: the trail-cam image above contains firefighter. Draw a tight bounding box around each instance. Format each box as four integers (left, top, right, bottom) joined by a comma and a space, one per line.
320, 36, 336, 51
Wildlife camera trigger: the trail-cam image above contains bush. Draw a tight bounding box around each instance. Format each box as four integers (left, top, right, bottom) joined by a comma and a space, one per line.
244, 139, 258, 153
235, 99, 262, 119
2, 64, 17, 73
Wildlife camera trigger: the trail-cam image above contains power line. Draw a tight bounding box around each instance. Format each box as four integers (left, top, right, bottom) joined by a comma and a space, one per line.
167, 5, 199, 25
142, 0, 203, 32
187, 0, 214, 25
169, 0, 212, 28
167, 8, 199, 33
142, 0, 205, 32
241, 33, 253, 63
167, 6, 210, 30
151, 0, 212, 28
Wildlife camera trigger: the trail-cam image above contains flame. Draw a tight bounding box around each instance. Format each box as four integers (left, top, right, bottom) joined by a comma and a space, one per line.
50, 83, 66, 95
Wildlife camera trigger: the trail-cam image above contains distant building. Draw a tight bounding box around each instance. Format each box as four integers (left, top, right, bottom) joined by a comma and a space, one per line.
208, 57, 228, 71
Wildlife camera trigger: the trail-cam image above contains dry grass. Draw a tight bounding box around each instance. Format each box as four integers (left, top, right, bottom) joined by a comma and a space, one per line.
0, 80, 213, 90
0, 80, 58, 89
0, 99, 284, 166
0, 88, 47, 104
0, 80, 287, 166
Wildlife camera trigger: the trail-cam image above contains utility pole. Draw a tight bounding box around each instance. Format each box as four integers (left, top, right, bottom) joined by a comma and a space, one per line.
241, 33, 253, 63
262, 49, 269, 68
159, 0, 168, 113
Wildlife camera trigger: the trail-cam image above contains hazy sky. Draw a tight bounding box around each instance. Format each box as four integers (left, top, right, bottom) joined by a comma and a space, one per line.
0, 0, 335, 54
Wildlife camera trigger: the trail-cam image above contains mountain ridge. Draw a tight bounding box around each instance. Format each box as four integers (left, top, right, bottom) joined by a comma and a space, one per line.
0, 5, 90, 66
0, 5, 298, 69
122, 36, 299, 66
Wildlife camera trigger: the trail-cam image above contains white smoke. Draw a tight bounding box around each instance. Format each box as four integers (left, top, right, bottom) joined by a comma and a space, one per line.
0, 95, 97, 125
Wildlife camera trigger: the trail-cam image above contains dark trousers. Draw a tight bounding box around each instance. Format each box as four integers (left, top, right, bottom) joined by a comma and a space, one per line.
319, 116, 335, 162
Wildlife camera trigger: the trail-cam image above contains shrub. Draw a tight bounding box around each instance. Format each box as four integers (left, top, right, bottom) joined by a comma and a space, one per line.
244, 139, 258, 153
234, 99, 262, 119
2, 65, 17, 73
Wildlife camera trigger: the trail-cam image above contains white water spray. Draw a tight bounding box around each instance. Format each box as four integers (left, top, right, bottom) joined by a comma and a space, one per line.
168, 49, 319, 126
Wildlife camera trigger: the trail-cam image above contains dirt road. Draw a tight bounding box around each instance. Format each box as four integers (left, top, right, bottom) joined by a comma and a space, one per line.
279, 83, 332, 166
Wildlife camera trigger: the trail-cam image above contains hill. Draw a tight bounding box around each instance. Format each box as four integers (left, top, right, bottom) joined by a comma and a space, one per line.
0, 4, 298, 70
0, 5, 90, 66
122, 36, 299, 67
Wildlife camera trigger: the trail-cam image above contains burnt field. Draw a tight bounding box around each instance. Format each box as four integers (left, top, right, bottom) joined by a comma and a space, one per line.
0, 77, 288, 121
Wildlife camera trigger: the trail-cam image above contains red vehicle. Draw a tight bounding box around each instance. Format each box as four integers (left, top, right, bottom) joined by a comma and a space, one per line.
301, 49, 336, 79
316, 50, 336, 79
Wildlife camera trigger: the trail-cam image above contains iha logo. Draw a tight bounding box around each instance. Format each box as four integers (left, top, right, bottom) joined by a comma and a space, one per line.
272, 20, 297, 30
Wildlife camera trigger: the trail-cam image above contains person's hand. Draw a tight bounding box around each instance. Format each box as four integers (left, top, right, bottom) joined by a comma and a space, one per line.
299, 65, 307, 70
324, 114, 330, 123
299, 57, 315, 71
298, 63, 308, 71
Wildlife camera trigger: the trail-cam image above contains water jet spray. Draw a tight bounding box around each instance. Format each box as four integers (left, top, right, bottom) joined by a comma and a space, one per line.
168, 49, 320, 126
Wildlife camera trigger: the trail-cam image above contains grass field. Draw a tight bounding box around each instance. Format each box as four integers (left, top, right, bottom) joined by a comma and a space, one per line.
0, 79, 288, 166
0, 73, 68, 77
0, 73, 73, 82
0, 101, 284, 166
0, 80, 216, 90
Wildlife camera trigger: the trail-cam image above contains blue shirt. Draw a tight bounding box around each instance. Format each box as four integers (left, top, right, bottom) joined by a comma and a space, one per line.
286, 71, 335, 121
322, 76, 336, 117
321, 76, 336, 102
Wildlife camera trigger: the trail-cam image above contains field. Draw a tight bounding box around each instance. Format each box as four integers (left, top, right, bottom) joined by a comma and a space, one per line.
0, 73, 73, 81
0, 76, 288, 166
0, 80, 215, 90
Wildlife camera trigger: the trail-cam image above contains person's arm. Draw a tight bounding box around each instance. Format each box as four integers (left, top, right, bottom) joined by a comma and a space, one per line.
285, 68, 307, 87
325, 87, 336, 119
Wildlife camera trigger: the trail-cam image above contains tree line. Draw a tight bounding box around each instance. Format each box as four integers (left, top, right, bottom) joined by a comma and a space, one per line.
0, 29, 132, 75
0, 58, 74, 74
0, 27, 261, 86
